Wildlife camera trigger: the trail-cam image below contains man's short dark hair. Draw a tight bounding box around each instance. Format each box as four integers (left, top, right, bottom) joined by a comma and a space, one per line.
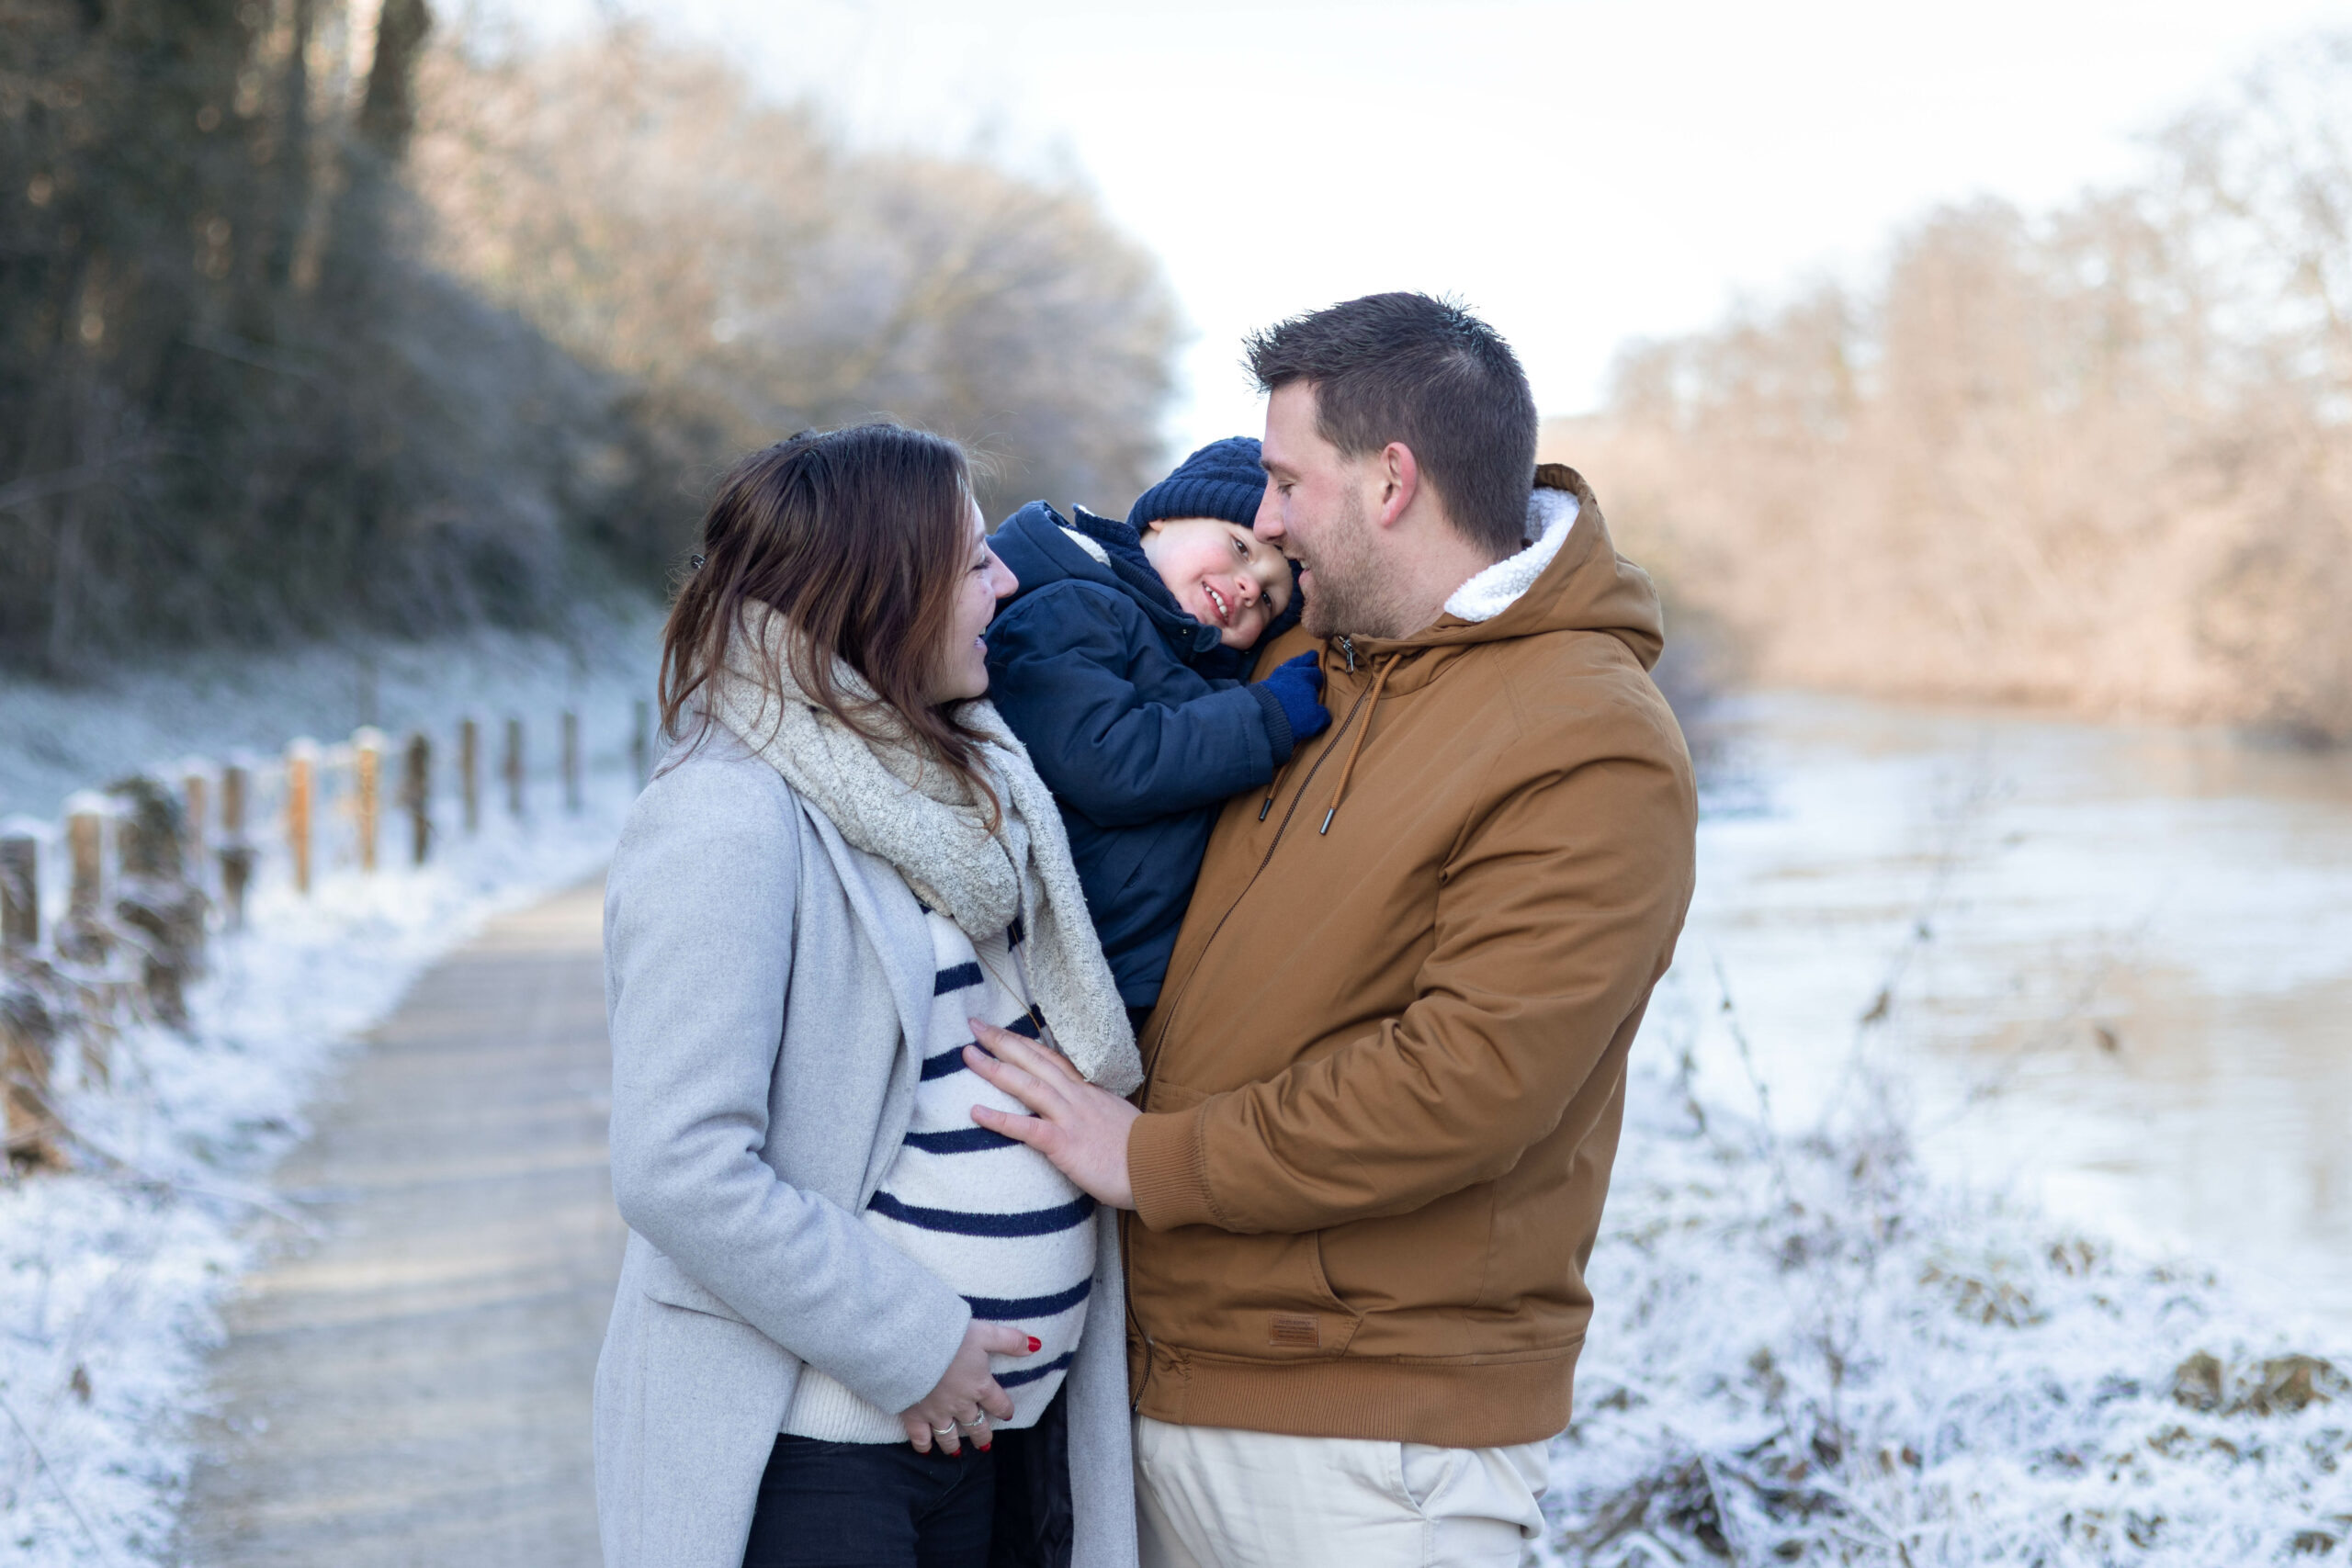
1245, 293, 1538, 559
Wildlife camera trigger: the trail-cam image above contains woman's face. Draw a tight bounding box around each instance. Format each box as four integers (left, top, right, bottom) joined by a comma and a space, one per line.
931, 498, 1018, 704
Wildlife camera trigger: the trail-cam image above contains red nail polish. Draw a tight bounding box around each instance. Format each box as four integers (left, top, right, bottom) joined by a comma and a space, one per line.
978, 1443, 992, 1452
1026, 1337, 1042, 1353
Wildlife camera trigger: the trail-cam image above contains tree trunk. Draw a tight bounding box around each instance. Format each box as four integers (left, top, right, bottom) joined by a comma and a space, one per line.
266, 0, 319, 291
357, 0, 432, 155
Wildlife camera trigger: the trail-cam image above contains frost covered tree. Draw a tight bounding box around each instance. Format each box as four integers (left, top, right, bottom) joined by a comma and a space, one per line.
1561, 34, 2352, 740
0, 7, 1180, 672
410, 27, 1182, 578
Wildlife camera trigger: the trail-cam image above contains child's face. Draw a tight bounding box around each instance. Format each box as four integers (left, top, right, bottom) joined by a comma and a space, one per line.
1139, 516, 1295, 649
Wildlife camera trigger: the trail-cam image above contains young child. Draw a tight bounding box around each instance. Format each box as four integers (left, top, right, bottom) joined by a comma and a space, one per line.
985, 437, 1328, 1024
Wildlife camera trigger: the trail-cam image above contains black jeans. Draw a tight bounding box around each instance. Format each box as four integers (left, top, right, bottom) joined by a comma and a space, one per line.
741, 1387, 1073, 1568
741, 1435, 994, 1568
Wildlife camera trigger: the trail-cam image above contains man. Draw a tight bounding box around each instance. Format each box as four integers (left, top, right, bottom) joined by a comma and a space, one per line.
969, 292, 1698, 1566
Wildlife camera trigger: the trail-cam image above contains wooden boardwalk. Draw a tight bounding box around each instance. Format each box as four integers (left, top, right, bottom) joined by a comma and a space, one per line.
179, 879, 622, 1567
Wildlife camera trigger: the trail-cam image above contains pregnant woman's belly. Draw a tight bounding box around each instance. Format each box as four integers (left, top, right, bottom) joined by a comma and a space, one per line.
783, 911, 1095, 1441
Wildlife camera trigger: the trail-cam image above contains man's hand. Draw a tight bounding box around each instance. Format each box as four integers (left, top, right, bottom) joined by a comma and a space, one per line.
966, 1019, 1140, 1210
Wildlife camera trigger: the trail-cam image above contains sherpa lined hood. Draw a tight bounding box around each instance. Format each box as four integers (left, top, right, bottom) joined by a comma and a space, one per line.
991, 500, 1302, 684
1335, 464, 1664, 684
991, 500, 1224, 662
1282, 464, 1668, 837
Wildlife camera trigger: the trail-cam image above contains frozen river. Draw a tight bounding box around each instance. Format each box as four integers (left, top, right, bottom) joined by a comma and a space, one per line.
1664, 691, 2352, 1322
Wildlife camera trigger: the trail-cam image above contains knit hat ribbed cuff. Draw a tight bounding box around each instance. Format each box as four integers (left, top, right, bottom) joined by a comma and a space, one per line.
1128, 436, 1267, 533
1133, 474, 1265, 531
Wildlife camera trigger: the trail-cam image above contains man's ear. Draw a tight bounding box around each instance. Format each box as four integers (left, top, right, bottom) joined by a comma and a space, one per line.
1374, 442, 1421, 531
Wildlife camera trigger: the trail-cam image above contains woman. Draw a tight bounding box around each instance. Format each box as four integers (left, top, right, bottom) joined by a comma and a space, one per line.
594, 423, 1144, 1568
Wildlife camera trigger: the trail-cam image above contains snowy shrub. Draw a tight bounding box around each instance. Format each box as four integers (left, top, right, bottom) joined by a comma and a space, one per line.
1553, 1059, 2352, 1564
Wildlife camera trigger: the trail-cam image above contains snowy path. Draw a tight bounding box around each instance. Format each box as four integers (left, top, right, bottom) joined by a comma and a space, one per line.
175, 878, 621, 1566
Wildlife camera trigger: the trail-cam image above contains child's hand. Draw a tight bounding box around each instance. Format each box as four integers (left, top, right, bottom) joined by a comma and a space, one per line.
1260, 652, 1331, 744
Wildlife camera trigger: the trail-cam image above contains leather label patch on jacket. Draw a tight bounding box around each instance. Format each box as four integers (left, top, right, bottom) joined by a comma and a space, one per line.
1269, 1313, 1319, 1348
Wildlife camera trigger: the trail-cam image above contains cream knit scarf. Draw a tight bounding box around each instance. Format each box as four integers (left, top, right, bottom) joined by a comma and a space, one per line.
709, 602, 1141, 1096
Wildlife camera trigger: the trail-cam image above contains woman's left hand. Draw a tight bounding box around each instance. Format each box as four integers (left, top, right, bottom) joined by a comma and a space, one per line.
965, 1021, 1139, 1210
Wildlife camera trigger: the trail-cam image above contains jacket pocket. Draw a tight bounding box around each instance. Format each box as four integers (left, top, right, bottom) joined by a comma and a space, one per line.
1126, 1086, 1363, 1360
640, 1252, 751, 1325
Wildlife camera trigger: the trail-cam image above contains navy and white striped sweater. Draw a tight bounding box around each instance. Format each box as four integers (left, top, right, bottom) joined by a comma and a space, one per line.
783, 902, 1094, 1440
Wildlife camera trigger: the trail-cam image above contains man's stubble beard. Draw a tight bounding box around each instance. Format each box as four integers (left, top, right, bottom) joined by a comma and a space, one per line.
1298, 489, 1417, 641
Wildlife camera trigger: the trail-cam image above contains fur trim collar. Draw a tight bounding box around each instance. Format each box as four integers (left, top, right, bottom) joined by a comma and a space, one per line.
1442, 487, 1581, 625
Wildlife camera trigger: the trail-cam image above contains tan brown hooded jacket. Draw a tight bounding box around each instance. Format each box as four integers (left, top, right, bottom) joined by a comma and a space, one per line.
1122, 465, 1698, 1448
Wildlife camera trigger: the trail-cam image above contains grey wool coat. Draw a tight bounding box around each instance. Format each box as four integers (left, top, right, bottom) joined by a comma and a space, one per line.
594, 737, 1139, 1568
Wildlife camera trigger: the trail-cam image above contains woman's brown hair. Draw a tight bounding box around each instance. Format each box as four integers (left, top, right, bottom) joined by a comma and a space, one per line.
658, 423, 996, 808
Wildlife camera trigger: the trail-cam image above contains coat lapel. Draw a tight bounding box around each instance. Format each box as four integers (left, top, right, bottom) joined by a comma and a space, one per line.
793, 801, 932, 1195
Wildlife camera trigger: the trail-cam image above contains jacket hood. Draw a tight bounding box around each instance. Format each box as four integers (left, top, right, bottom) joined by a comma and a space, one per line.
991, 501, 1224, 660
991, 500, 1297, 680
1342, 465, 1665, 680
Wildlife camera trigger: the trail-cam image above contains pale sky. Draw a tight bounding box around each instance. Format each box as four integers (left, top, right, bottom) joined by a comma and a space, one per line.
503, 0, 2352, 457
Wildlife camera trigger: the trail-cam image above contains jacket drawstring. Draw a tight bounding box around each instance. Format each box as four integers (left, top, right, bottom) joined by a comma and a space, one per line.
1319, 654, 1398, 834
1260, 642, 1340, 819
1258, 754, 1295, 821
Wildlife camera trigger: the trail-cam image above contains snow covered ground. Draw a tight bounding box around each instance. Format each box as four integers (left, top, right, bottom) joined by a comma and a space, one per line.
3, 646, 2345, 1565
1547, 1014, 2352, 1565
0, 613, 659, 1566
1544, 695, 2352, 1565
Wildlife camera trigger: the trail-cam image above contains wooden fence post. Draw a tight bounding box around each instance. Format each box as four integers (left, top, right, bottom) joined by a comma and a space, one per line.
182, 768, 209, 888
219, 762, 254, 931
354, 728, 384, 874
1, 987, 62, 1172
59, 794, 108, 964
504, 717, 525, 820
67, 800, 103, 919
61, 793, 114, 1083
287, 741, 316, 896
0, 836, 35, 953
110, 775, 204, 1028
112, 778, 186, 882
459, 717, 481, 836
562, 709, 582, 815
403, 732, 432, 866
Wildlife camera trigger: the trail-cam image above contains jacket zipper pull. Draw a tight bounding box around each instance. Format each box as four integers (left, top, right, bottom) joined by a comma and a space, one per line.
1338, 635, 1357, 672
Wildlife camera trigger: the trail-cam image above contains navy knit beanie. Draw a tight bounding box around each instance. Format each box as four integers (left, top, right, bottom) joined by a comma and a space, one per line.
1127, 437, 1266, 533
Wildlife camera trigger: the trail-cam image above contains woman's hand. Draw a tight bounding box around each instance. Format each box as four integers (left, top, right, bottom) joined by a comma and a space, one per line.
966, 1020, 1140, 1209
899, 1319, 1033, 1454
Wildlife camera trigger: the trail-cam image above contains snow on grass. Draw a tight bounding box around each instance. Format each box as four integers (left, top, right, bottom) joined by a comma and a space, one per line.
0, 605, 658, 822
8, 645, 2346, 1564
1546, 964, 2352, 1565
1, 614, 657, 1566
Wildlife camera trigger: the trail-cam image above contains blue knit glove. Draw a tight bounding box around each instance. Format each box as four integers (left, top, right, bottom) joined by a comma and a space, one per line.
1260, 651, 1330, 747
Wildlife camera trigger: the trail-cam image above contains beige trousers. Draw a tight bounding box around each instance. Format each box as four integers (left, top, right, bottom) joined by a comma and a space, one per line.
1133, 1415, 1549, 1568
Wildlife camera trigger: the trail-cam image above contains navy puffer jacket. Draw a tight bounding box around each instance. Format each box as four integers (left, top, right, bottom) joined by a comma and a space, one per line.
985, 502, 1297, 1009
